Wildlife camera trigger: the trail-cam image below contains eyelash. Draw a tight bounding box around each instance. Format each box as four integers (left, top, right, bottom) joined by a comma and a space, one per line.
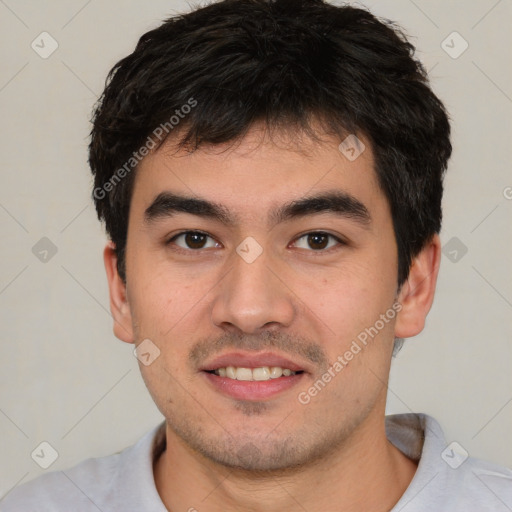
166, 230, 346, 253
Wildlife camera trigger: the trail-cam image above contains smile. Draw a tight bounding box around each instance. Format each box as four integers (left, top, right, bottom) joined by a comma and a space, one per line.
210, 366, 300, 381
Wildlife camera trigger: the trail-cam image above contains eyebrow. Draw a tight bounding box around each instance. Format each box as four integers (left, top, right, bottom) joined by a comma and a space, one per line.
145, 193, 233, 225
144, 190, 371, 227
270, 191, 371, 227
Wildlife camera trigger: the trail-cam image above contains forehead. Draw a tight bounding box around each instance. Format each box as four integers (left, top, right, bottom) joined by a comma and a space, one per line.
131, 125, 385, 222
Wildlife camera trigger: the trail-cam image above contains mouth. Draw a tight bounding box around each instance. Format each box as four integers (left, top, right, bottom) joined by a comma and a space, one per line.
207, 365, 302, 380
200, 352, 308, 401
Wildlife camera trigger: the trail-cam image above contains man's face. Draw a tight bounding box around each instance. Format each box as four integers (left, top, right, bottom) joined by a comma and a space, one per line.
122, 126, 401, 471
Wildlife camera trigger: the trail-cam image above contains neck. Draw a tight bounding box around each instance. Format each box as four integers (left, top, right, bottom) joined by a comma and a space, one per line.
154, 412, 417, 512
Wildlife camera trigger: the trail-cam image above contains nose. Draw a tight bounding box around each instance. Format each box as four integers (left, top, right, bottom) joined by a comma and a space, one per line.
211, 247, 296, 334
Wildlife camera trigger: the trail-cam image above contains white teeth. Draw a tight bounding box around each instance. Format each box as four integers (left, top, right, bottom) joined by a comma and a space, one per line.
235, 367, 253, 381
252, 367, 270, 381
212, 366, 298, 381
269, 366, 283, 378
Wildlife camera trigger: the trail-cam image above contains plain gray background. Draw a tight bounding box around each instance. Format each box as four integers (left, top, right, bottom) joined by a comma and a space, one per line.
0, 0, 511, 498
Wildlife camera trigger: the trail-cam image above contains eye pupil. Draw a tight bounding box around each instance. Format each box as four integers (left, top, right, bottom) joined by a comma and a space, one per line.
185, 232, 206, 249
308, 233, 328, 250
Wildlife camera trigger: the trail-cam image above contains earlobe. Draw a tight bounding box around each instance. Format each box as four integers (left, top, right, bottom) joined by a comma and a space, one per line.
394, 235, 441, 339
103, 242, 134, 343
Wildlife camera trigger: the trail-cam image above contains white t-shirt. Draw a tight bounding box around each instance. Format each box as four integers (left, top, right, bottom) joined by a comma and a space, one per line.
1, 414, 511, 511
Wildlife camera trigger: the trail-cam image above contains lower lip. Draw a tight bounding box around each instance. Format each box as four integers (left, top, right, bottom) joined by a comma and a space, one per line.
202, 371, 305, 401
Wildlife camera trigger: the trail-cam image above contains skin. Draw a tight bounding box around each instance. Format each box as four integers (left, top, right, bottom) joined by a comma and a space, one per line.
104, 124, 441, 512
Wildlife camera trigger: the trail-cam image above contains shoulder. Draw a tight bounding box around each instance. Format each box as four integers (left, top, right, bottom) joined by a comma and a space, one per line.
388, 414, 512, 511
424, 415, 512, 509
441, 455, 512, 510
0, 423, 166, 512
0, 450, 123, 511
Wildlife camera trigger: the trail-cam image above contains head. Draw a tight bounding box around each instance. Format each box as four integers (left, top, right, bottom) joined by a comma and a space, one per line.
91, 0, 451, 472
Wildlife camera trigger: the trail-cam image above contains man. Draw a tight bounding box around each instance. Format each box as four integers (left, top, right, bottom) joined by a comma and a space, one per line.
2, 0, 511, 510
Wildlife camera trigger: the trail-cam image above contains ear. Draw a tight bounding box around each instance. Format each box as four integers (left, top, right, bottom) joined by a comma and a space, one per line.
103, 242, 134, 343
394, 234, 441, 338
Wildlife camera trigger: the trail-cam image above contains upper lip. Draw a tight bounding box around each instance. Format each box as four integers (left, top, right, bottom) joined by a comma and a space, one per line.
200, 351, 308, 373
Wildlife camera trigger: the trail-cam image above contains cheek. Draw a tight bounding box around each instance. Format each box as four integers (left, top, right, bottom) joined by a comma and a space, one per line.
127, 264, 227, 368
305, 264, 395, 336
300, 270, 398, 397
127, 265, 198, 340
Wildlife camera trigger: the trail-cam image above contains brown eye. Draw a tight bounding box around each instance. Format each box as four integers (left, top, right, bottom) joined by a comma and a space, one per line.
292, 232, 343, 251
307, 233, 329, 250
184, 232, 207, 249
169, 231, 219, 250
